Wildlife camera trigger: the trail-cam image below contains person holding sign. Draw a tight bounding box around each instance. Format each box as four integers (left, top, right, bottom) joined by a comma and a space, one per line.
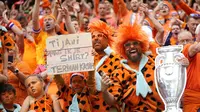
32, 0, 76, 65
88, 20, 121, 111
20, 75, 62, 112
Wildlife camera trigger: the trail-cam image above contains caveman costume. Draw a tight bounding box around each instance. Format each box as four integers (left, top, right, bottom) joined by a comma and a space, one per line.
88, 20, 121, 111
56, 72, 110, 112
108, 22, 165, 111
29, 94, 54, 112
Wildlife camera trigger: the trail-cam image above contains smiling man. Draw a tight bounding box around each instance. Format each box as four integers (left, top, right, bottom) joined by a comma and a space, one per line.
106, 22, 166, 111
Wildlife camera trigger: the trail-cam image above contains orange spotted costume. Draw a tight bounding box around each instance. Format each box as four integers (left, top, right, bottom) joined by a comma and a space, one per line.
0, 33, 15, 72
56, 73, 110, 112
88, 20, 121, 111
29, 94, 54, 112
108, 23, 164, 111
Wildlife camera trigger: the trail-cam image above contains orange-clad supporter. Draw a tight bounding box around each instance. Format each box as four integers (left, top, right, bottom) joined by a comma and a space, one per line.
23, 40, 37, 73
32, 0, 75, 65
153, 1, 180, 42
107, 22, 165, 111
91, 1, 117, 28
88, 20, 121, 111
0, 27, 15, 77
2, 9, 26, 61
7, 44, 32, 105
164, 21, 182, 46
139, 3, 164, 54
20, 75, 62, 112
113, 0, 142, 25
178, 30, 200, 112
9, 19, 24, 56
54, 71, 112, 112
1, 9, 37, 74
172, 0, 199, 15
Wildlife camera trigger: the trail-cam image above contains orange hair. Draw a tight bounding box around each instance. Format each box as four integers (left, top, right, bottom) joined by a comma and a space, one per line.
114, 23, 149, 59
88, 20, 114, 46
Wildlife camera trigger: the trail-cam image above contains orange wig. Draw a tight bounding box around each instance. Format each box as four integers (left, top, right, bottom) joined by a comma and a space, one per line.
114, 23, 149, 59
88, 20, 114, 46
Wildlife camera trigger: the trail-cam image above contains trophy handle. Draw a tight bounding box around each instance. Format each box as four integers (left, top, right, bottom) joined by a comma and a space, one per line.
174, 53, 184, 64
155, 55, 165, 68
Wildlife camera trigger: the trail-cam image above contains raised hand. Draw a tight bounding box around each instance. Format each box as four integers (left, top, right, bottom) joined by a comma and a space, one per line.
2, 10, 9, 24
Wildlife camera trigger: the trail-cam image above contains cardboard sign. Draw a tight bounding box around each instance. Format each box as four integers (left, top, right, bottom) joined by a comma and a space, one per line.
46, 33, 94, 75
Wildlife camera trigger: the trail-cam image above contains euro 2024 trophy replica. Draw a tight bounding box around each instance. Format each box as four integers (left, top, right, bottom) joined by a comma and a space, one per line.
155, 45, 187, 112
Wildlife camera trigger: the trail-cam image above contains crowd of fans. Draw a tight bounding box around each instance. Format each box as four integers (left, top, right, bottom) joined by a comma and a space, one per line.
0, 0, 199, 111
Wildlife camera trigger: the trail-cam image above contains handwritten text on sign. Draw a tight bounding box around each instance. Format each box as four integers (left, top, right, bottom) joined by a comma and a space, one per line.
46, 33, 94, 74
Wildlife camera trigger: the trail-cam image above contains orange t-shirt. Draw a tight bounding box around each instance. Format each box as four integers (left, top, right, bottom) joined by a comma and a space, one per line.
34, 31, 48, 65
183, 44, 200, 91
22, 39, 37, 73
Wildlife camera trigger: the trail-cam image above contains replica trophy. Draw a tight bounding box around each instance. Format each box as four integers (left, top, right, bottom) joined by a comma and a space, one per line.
155, 45, 187, 112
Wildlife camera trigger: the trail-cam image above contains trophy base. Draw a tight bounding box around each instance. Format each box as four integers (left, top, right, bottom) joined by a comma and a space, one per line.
164, 107, 182, 112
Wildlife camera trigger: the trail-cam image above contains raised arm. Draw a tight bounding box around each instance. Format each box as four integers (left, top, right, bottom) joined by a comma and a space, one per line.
115, 0, 129, 18
173, 0, 198, 15
140, 3, 164, 45
3, 10, 24, 54
32, 0, 41, 34
60, 7, 76, 34
188, 42, 200, 57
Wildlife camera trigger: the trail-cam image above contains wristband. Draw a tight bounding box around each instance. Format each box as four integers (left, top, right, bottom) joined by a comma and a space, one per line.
14, 68, 19, 75
9, 23, 14, 29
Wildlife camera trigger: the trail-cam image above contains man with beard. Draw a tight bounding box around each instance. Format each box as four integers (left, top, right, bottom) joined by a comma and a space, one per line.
32, 0, 75, 65
88, 20, 121, 111
104, 22, 189, 111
